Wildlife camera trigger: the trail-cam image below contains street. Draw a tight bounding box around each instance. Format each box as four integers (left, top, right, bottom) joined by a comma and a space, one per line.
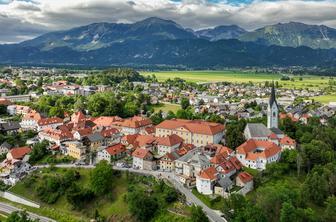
0, 202, 55, 222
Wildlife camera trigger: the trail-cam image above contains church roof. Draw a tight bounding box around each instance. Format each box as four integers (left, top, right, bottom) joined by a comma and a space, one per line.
245, 123, 272, 138
269, 85, 278, 108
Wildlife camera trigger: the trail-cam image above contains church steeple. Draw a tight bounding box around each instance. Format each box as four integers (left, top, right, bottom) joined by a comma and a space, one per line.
267, 83, 279, 129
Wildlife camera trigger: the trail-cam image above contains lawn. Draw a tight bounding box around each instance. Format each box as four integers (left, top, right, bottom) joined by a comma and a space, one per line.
141, 70, 331, 89
150, 103, 181, 113
310, 94, 336, 104
191, 188, 224, 210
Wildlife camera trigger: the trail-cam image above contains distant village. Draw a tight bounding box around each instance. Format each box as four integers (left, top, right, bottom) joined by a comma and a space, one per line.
0, 67, 335, 199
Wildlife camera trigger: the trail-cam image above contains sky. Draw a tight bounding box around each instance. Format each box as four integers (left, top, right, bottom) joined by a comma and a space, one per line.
0, 0, 336, 43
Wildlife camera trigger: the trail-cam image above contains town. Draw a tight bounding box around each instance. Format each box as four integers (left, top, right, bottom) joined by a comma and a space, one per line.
0, 67, 335, 222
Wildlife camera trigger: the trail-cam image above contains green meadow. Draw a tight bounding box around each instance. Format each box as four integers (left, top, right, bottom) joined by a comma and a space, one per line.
141, 70, 331, 89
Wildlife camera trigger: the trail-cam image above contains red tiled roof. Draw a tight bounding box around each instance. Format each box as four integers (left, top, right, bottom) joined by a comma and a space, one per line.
157, 134, 183, 147
177, 143, 195, 156
74, 128, 92, 136
38, 117, 63, 126
210, 154, 227, 164
119, 116, 152, 128
132, 148, 152, 159
156, 119, 224, 135
121, 134, 139, 145
105, 144, 126, 155
216, 160, 235, 174
237, 139, 281, 160
23, 110, 41, 121
229, 156, 243, 170
93, 116, 122, 127
0, 98, 12, 106
199, 166, 217, 180
10, 146, 31, 159
133, 135, 157, 148
238, 172, 253, 183
280, 135, 296, 146
101, 128, 119, 137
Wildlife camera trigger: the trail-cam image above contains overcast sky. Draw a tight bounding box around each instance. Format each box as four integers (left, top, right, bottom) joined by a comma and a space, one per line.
1, 0, 336, 43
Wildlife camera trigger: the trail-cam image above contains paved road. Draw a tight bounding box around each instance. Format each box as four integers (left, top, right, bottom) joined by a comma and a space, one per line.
36, 164, 226, 222
0, 202, 55, 222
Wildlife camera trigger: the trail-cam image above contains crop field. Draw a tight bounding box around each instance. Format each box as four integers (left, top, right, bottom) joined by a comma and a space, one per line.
310, 94, 336, 104
141, 70, 331, 89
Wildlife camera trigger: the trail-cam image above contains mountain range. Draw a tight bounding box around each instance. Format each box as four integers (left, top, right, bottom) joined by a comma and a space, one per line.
1, 17, 336, 68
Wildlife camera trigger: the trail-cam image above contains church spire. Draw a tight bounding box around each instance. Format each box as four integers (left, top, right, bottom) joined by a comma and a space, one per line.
267, 83, 279, 129
269, 83, 278, 108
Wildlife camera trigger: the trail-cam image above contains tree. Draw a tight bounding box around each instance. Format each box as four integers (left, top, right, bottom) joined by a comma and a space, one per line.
280, 202, 297, 222
0, 104, 6, 115
190, 205, 209, 222
180, 97, 190, 110
6, 211, 38, 222
324, 196, 336, 222
128, 190, 159, 222
302, 167, 329, 205
90, 161, 114, 195
29, 140, 49, 164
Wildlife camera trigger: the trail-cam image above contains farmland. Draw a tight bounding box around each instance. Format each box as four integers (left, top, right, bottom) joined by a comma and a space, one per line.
141, 70, 331, 89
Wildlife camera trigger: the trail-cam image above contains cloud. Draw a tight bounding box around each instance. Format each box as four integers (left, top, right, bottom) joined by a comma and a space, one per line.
0, 0, 336, 43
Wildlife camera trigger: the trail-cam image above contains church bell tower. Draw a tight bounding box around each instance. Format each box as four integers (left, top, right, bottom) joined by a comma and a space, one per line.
267, 84, 279, 129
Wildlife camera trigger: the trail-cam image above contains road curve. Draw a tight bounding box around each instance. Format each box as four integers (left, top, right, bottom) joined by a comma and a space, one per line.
0, 202, 55, 222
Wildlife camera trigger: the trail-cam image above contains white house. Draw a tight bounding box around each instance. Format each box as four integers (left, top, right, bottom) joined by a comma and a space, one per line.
196, 166, 218, 195
156, 134, 183, 156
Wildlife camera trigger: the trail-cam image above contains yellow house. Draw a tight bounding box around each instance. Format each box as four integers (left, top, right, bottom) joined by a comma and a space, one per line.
66, 141, 87, 160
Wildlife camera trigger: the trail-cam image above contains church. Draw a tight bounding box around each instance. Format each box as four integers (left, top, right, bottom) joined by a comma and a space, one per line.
243, 85, 296, 149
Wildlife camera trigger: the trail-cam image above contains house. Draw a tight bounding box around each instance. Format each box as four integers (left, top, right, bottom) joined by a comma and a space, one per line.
20, 110, 42, 131
158, 151, 180, 172
65, 141, 86, 160
0, 142, 12, 155
279, 136, 297, 150
0, 122, 21, 134
84, 132, 105, 151
155, 119, 224, 146
6, 146, 31, 161
72, 128, 92, 140
97, 144, 126, 163
7, 105, 31, 116
119, 116, 152, 135
175, 148, 211, 187
37, 117, 63, 131
38, 127, 73, 145
236, 139, 281, 170
236, 172, 253, 195
132, 148, 155, 170
196, 166, 218, 195
93, 116, 123, 131
156, 134, 183, 156
101, 128, 122, 145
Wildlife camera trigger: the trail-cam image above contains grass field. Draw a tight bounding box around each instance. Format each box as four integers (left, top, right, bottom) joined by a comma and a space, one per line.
150, 103, 180, 113
141, 70, 331, 89
310, 94, 336, 104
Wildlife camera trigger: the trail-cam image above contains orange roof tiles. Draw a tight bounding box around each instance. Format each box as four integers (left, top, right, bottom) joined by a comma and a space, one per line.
157, 134, 183, 147
199, 166, 217, 180
38, 117, 63, 126
280, 135, 296, 146
23, 110, 42, 121
238, 172, 253, 183
10, 146, 31, 159
156, 119, 224, 135
119, 116, 152, 128
132, 148, 152, 159
93, 116, 122, 127
101, 128, 119, 137
105, 144, 126, 155
237, 139, 281, 160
